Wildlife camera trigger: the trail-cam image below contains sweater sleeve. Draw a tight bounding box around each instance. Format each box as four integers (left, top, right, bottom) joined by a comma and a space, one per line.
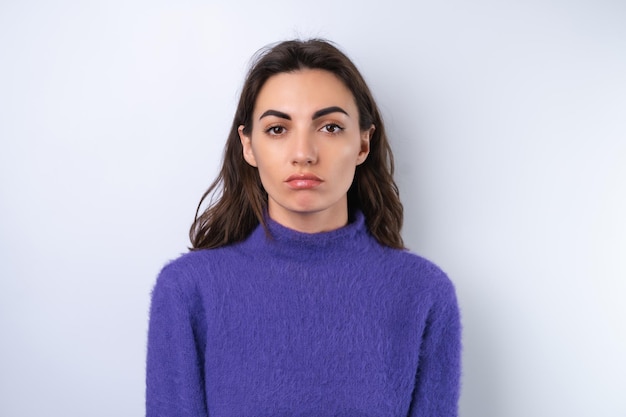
146, 266, 208, 417
408, 277, 462, 417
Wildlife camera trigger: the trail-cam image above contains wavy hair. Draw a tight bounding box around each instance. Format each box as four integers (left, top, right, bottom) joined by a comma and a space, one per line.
190, 39, 404, 249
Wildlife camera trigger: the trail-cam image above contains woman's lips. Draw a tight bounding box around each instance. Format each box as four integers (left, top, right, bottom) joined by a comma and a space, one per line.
285, 173, 323, 190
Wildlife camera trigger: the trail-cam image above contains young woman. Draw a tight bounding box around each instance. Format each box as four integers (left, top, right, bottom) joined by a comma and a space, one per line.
146, 39, 461, 417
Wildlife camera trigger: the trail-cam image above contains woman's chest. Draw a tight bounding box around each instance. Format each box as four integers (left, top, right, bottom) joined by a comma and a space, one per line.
199, 265, 428, 416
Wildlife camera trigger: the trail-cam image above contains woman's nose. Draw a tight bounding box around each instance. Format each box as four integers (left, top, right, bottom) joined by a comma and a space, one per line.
290, 130, 318, 166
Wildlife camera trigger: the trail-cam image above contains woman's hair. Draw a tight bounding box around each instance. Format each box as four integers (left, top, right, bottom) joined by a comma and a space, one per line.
190, 39, 404, 249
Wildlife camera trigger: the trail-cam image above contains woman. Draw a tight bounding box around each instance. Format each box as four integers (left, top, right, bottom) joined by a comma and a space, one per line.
146, 39, 461, 417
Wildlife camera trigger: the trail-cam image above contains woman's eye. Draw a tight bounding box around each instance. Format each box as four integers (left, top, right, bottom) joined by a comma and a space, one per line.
266, 126, 285, 135
321, 124, 343, 134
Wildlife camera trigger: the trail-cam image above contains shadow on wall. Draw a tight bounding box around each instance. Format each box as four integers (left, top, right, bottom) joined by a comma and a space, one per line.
458, 270, 504, 417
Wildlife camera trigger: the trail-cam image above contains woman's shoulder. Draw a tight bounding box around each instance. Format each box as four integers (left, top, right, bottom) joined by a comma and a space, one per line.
377, 245, 456, 295
153, 245, 242, 297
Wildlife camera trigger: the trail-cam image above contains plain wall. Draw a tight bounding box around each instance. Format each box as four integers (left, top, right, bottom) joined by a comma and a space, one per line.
1, 0, 624, 416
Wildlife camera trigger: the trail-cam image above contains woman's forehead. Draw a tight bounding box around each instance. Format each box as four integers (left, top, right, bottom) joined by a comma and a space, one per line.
253, 69, 357, 119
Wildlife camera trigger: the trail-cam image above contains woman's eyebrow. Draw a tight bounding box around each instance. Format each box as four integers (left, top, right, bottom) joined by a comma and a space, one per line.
312, 106, 349, 120
259, 109, 291, 120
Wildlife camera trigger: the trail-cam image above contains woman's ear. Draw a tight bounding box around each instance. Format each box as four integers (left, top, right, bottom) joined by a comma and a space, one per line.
238, 125, 257, 167
356, 124, 375, 165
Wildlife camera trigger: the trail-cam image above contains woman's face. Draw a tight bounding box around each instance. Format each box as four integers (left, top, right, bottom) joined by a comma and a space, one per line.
239, 68, 372, 233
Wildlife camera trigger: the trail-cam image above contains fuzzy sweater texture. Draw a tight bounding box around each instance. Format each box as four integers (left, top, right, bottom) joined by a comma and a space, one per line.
146, 212, 461, 417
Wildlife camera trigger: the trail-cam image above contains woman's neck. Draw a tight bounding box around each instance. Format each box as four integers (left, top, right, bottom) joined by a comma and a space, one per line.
267, 202, 349, 234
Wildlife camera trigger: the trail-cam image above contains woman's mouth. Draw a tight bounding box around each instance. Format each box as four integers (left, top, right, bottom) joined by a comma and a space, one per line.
285, 173, 323, 190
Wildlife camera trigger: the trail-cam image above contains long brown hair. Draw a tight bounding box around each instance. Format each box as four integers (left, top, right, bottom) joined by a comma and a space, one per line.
190, 39, 404, 249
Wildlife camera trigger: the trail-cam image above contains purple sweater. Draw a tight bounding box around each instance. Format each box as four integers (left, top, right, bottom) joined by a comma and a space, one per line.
146, 212, 461, 416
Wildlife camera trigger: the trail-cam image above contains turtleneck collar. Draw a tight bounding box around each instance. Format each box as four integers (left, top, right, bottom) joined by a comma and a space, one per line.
244, 211, 369, 260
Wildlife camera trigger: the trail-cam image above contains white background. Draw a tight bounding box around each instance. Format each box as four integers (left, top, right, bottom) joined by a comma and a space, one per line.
1, 1, 625, 416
